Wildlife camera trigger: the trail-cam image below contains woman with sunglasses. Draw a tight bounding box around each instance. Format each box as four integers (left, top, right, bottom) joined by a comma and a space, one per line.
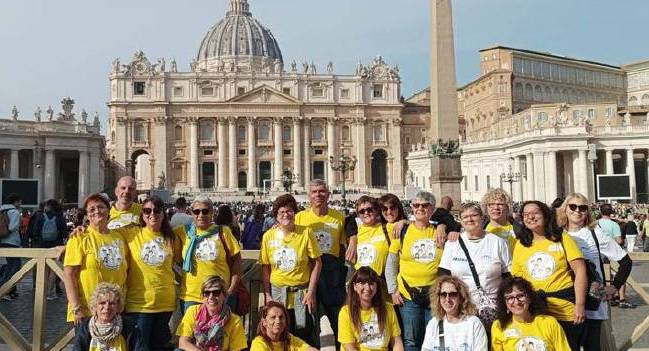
353, 196, 391, 278
251, 301, 318, 351
512, 201, 587, 351
556, 193, 632, 351
378, 193, 407, 229
492, 277, 571, 351
176, 275, 247, 351
338, 266, 404, 351
260, 194, 322, 346
481, 188, 520, 253
177, 195, 242, 315
421, 276, 487, 351
384, 191, 443, 351
64, 193, 129, 326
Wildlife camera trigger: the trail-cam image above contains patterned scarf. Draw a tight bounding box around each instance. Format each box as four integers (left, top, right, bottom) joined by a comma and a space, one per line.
193, 303, 231, 351
89, 315, 122, 349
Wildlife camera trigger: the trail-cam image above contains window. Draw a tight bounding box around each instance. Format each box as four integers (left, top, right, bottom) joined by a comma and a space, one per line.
133, 82, 146, 95
237, 125, 246, 143
312, 125, 323, 140
587, 108, 596, 120
283, 149, 291, 155
201, 87, 214, 96
258, 122, 270, 140
312, 87, 324, 97
174, 87, 183, 97
486, 175, 491, 189
203, 150, 213, 156
314, 149, 324, 155
537, 111, 547, 122
341, 125, 351, 141
238, 149, 246, 156
282, 88, 291, 95
237, 87, 246, 95
199, 122, 214, 141
174, 126, 183, 141
373, 84, 383, 98
282, 126, 291, 142
373, 125, 385, 142
463, 176, 468, 191
134, 123, 146, 142
605, 107, 615, 118
474, 175, 479, 191
340, 89, 350, 99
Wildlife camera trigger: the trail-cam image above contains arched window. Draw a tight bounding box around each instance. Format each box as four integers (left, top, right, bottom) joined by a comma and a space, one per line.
524, 84, 533, 100
258, 121, 270, 140
134, 123, 146, 142
174, 125, 183, 141
642, 94, 649, 106
199, 121, 214, 141
544, 86, 552, 102
629, 96, 638, 106
514, 83, 523, 99
282, 126, 291, 142
341, 125, 351, 141
534, 85, 542, 101
311, 125, 323, 140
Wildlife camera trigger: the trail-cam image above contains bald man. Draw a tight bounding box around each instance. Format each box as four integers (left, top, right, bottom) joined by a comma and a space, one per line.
107, 176, 142, 229
430, 196, 461, 232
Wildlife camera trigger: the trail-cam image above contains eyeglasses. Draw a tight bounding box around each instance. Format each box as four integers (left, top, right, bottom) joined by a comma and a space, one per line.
461, 213, 481, 221
488, 203, 507, 208
142, 207, 163, 215
381, 205, 397, 212
277, 209, 295, 216
192, 208, 211, 216
202, 288, 223, 297
522, 211, 542, 218
412, 203, 432, 209
504, 293, 527, 303
438, 291, 459, 299
568, 204, 589, 213
358, 207, 375, 215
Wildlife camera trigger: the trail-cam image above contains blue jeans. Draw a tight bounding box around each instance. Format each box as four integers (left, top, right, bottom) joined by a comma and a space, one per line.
127, 312, 172, 351
0, 243, 21, 295
399, 298, 431, 351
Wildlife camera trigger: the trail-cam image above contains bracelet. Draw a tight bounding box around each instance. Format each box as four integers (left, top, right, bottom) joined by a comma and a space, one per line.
71, 305, 83, 314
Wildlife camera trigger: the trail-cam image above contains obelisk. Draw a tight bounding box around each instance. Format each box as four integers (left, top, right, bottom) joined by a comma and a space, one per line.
428, 0, 462, 202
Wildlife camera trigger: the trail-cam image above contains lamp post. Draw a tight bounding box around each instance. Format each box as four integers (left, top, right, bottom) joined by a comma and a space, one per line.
500, 164, 521, 197
280, 169, 297, 193
330, 151, 357, 211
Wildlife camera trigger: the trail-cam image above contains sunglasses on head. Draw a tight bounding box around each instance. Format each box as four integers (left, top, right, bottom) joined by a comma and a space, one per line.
192, 208, 211, 216
568, 204, 589, 213
202, 288, 223, 297
357, 207, 375, 215
142, 207, 163, 215
438, 291, 459, 299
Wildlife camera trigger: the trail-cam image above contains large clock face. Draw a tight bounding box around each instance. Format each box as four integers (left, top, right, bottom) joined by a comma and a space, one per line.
135, 62, 147, 73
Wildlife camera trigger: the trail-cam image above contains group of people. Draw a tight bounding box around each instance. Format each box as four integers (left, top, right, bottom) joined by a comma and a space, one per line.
0, 175, 638, 351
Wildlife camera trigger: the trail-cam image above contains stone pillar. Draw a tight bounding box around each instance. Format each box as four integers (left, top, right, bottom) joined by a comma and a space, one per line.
44, 149, 55, 200
390, 118, 403, 191
189, 118, 199, 189
115, 117, 128, 172
217, 119, 227, 188
10, 149, 19, 178
228, 117, 237, 189
292, 117, 302, 188
246, 117, 256, 191
273, 117, 283, 190
626, 148, 637, 202
605, 149, 614, 174
533, 151, 545, 201
513, 156, 524, 202
303, 118, 311, 186
525, 153, 534, 201
356, 119, 367, 188
545, 151, 558, 203
78, 151, 89, 204
326, 118, 337, 188
154, 117, 168, 185
576, 149, 589, 196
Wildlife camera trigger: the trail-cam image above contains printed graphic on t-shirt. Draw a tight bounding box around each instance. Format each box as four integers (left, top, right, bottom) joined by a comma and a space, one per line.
526, 252, 556, 280
107, 213, 139, 229
273, 246, 298, 271
98, 241, 123, 270
516, 336, 546, 351
195, 239, 218, 261
360, 315, 385, 349
90, 339, 118, 351
357, 244, 377, 267
314, 229, 333, 253
140, 237, 167, 266
410, 239, 436, 262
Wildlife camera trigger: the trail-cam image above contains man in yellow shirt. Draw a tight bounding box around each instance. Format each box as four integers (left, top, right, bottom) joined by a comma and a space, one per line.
108, 176, 142, 229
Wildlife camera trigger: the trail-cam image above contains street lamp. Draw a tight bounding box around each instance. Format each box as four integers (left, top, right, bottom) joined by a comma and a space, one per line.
500, 164, 521, 197
330, 152, 357, 211
280, 169, 297, 193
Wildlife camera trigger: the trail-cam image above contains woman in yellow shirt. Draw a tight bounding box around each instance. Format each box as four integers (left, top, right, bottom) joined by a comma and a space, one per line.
64, 193, 128, 325
512, 201, 587, 351
176, 275, 247, 351
492, 277, 571, 351
481, 188, 518, 252
338, 266, 404, 351
353, 196, 391, 276
251, 301, 317, 351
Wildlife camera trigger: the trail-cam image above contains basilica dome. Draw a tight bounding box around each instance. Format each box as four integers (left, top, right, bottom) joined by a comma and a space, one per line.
196, 0, 283, 73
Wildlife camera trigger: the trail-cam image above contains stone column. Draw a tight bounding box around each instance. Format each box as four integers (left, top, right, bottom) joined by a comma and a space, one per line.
228, 117, 237, 189
626, 148, 637, 202
246, 117, 256, 191
44, 149, 55, 200
605, 149, 614, 174
273, 117, 283, 189
303, 118, 311, 186
292, 117, 302, 188
326, 118, 337, 188
545, 151, 558, 203
10, 149, 19, 178
356, 119, 367, 188
154, 116, 168, 185
115, 117, 128, 171
217, 118, 227, 188
78, 151, 89, 204
533, 151, 545, 201
525, 153, 534, 201
513, 156, 524, 202
390, 118, 403, 191
189, 118, 199, 189
577, 149, 589, 196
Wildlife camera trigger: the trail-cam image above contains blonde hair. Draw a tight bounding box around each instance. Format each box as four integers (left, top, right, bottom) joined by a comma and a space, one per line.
556, 192, 595, 230
89, 282, 124, 316
429, 276, 477, 320
481, 188, 512, 216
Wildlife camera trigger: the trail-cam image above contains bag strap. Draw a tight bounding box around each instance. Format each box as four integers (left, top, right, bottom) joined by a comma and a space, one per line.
381, 223, 391, 246
399, 223, 410, 250
438, 319, 445, 350
558, 237, 576, 281
216, 226, 232, 267
590, 229, 607, 286
458, 236, 482, 289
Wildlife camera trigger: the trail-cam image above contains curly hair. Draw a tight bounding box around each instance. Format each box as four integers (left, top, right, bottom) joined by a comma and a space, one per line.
555, 193, 595, 230
89, 282, 124, 316
272, 194, 298, 218
516, 200, 563, 247
495, 276, 547, 328
378, 193, 406, 222
481, 188, 512, 215
346, 267, 387, 337
429, 275, 477, 320
256, 301, 291, 351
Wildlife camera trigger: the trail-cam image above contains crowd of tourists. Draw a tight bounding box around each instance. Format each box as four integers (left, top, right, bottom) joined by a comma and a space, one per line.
0, 175, 645, 351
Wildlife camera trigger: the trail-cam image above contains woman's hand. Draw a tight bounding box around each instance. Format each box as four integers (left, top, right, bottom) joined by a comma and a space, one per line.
264, 292, 274, 305
68, 225, 87, 239
391, 291, 404, 306
72, 308, 86, 326
303, 290, 317, 314
604, 285, 618, 300
573, 303, 585, 324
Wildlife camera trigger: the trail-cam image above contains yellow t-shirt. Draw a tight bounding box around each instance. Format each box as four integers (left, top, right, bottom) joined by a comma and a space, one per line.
250, 335, 311, 351
491, 314, 571, 351
89, 334, 127, 351
338, 303, 401, 351
63, 226, 128, 322
295, 208, 345, 257
122, 226, 183, 313
176, 305, 248, 351
177, 224, 241, 303
511, 234, 583, 321
259, 225, 322, 286
108, 202, 142, 229
485, 222, 517, 253
355, 223, 391, 275
388, 224, 443, 300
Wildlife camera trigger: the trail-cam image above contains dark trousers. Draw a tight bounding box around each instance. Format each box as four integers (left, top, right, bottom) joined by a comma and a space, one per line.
583, 319, 602, 351
558, 320, 586, 351
288, 308, 318, 347
0, 243, 21, 295
127, 312, 173, 351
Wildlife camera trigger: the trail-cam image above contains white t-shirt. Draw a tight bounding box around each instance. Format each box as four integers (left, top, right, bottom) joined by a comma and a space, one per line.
439, 232, 512, 301
421, 315, 488, 351
566, 226, 627, 320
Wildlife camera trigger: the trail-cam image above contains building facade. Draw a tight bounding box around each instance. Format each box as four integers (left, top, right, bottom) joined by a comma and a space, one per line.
107, 0, 425, 194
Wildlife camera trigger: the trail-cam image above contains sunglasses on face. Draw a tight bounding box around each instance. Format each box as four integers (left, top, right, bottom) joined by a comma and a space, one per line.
438, 291, 459, 299
567, 204, 589, 213
142, 207, 163, 215
202, 288, 223, 297
357, 207, 375, 215
192, 208, 211, 216
412, 203, 432, 209
505, 293, 527, 303
381, 205, 397, 212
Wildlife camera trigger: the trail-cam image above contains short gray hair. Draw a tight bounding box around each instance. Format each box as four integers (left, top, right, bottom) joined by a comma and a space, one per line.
414, 191, 436, 207
309, 179, 328, 190
191, 195, 214, 210
89, 282, 123, 315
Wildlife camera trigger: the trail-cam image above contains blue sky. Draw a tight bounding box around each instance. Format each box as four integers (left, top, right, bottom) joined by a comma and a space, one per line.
1, 0, 647, 132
